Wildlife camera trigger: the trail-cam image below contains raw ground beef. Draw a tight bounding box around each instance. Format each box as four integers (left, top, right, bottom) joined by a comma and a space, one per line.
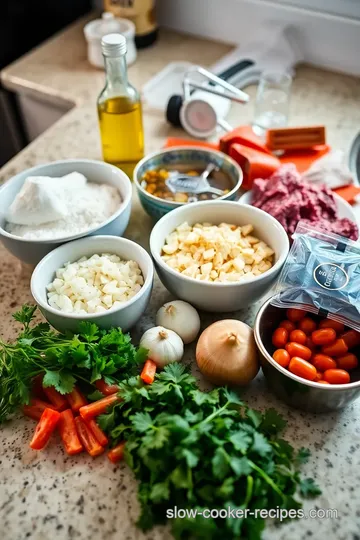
252, 164, 358, 240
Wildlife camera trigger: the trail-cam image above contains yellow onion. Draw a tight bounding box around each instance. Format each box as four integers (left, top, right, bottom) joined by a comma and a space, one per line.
196, 319, 259, 386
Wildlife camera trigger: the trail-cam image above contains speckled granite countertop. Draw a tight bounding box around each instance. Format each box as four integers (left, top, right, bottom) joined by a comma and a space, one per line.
1, 14, 360, 540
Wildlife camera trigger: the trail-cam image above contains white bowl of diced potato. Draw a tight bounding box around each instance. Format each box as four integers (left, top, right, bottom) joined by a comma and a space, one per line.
31, 235, 154, 332
150, 201, 289, 312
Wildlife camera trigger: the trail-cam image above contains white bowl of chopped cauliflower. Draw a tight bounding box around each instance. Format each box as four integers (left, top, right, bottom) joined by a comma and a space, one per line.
31, 235, 154, 332
150, 200, 289, 312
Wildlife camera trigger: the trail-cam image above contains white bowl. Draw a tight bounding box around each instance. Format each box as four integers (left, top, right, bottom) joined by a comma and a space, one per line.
31, 235, 154, 332
239, 190, 358, 223
150, 200, 289, 312
0, 159, 132, 265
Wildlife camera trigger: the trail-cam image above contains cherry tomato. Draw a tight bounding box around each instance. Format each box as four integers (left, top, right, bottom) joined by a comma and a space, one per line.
279, 320, 296, 332
317, 380, 330, 385
273, 349, 290, 368
322, 338, 348, 357
305, 337, 317, 352
272, 328, 289, 348
289, 357, 317, 381
287, 308, 307, 322
298, 317, 317, 335
318, 319, 345, 333
312, 354, 337, 372
342, 331, 360, 350
323, 369, 350, 385
314, 372, 323, 382
337, 353, 358, 371
285, 342, 312, 361
289, 329, 307, 345
311, 328, 336, 347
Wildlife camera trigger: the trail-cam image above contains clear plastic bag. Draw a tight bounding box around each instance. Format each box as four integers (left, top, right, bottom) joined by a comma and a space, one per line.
272, 223, 360, 332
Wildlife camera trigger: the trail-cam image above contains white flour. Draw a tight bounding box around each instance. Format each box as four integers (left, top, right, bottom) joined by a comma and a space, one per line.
6, 174, 122, 240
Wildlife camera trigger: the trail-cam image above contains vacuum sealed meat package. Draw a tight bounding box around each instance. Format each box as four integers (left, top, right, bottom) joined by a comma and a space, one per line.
272, 223, 360, 332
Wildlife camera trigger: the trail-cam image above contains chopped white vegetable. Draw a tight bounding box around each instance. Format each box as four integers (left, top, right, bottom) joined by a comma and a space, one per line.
47, 253, 144, 314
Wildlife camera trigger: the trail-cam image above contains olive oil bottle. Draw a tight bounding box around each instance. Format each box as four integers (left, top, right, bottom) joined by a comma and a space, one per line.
98, 34, 144, 177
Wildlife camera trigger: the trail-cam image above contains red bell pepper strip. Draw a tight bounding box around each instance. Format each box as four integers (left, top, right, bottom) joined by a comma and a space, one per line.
74, 416, 104, 457
85, 418, 108, 446
58, 409, 83, 455
42, 386, 68, 411
95, 379, 120, 395
140, 359, 157, 385
79, 394, 120, 421
29, 408, 61, 450
66, 386, 88, 412
23, 398, 56, 421
108, 442, 126, 464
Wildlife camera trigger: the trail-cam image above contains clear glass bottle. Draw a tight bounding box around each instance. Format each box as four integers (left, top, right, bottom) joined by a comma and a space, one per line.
98, 33, 144, 177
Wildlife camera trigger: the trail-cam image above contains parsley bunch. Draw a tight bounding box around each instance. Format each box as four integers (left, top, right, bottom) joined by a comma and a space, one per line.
99, 363, 320, 540
0, 305, 147, 422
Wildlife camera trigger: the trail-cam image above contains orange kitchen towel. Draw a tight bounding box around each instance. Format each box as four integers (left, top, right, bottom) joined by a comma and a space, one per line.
333, 184, 360, 204
164, 129, 331, 178
279, 145, 331, 173
164, 137, 218, 150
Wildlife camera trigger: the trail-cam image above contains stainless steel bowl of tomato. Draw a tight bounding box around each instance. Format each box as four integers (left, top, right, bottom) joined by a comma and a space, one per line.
254, 295, 360, 412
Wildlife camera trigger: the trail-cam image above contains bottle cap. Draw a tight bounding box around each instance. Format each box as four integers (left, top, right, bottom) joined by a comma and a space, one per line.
101, 33, 127, 57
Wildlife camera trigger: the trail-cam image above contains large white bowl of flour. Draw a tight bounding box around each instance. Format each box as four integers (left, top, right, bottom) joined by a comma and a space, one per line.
0, 159, 132, 264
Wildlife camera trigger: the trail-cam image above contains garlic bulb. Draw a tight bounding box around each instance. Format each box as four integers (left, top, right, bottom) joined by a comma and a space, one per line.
139, 326, 184, 368
156, 300, 200, 344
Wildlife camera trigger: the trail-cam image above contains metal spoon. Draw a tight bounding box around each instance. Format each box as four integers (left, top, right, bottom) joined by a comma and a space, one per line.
166, 163, 224, 196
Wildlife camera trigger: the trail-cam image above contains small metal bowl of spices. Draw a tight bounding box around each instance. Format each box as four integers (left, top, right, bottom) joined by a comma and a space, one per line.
133, 147, 243, 220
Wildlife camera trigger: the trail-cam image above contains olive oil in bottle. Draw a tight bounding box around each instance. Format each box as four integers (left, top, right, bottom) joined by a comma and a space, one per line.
98, 34, 144, 177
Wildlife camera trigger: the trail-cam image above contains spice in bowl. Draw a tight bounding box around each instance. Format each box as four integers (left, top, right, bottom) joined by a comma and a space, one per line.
161, 222, 274, 282
141, 166, 231, 203
47, 253, 144, 314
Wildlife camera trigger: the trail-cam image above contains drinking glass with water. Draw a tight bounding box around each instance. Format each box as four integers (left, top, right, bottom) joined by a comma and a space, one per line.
253, 71, 292, 136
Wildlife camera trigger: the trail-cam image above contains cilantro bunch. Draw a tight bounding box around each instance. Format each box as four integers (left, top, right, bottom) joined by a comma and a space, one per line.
99, 363, 320, 540
0, 305, 147, 422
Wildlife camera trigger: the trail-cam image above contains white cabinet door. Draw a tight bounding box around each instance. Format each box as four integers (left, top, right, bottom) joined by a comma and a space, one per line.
17, 94, 72, 142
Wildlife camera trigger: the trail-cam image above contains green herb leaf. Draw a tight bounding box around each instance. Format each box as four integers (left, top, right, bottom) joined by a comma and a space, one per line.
230, 456, 252, 477
229, 430, 252, 453
170, 465, 191, 489
212, 447, 230, 479
191, 389, 219, 407
299, 478, 322, 498
12, 304, 37, 326
78, 321, 99, 342
150, 482, 170, 503
221, 387, 244, 407
246, 409, 263, 428
181, 448, 199, 468
296, 447, 311, 465
260, 408, 287, 434
42, 370, 75, 394
131, 412, 153, 433
97, 408, 117, 432
87, 390, 105, 401
251, 432, 272, 457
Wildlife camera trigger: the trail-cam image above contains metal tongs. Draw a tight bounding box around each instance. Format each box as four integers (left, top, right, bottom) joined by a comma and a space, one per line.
166, 164, 224, 196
